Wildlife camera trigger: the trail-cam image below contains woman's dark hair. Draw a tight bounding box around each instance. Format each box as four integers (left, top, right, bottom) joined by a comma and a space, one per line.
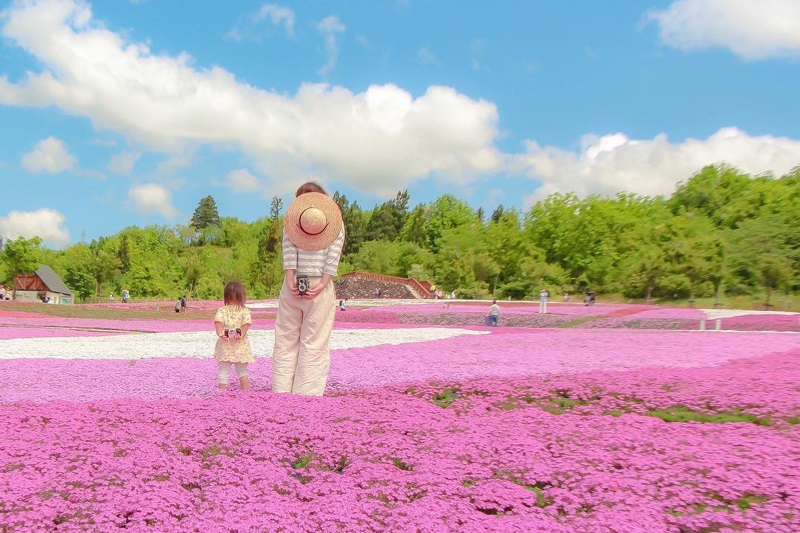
295, 182, 327, 197
224, 281, 247, 306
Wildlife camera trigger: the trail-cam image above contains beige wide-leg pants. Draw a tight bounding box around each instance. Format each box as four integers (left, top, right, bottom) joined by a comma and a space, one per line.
272, 276, 336, 396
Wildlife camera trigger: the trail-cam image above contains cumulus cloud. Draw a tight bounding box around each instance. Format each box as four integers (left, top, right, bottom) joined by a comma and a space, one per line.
227, 3, 295, 41
107, 150, 141, 175
0, 0, 502, 197
513, 127, 800, 204
316, 15, 345, 76
21, 137, 76, 174
644, 0, 800, 60
0, 208, 70, 247
226, 169, 263, 192
127, 183, 177, 218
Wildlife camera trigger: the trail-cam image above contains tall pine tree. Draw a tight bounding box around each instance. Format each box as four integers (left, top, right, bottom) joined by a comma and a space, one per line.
190, 196, 221, 230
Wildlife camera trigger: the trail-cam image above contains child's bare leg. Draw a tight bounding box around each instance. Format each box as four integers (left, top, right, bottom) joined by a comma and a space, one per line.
218, 361, 232, 390
236, 364, 250, 391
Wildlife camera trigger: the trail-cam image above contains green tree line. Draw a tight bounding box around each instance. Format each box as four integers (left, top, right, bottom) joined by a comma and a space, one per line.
1, 164, 798, 303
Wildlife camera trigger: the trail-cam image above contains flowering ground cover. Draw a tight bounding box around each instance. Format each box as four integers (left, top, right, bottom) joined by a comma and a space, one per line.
0, 305, 798, 532
333, 302, 799, 332
719, 313, 800, 332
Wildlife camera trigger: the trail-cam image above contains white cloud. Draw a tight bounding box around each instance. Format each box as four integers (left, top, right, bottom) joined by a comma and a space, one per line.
417, 47, 438, 66
226, 169, 263, 192
91, 137, 118, 147
317, 15, 345, 76
227, 3, 295, 41
254, 4, 294, 37
0, 0, 502, 197
514, 127, 800, 204
21, 137, 76, 174
644, 0, 800, 60
156, 149, 195, 175
0, 208, 70, 247
127, 183, 177, 219
107, 150, 141, 175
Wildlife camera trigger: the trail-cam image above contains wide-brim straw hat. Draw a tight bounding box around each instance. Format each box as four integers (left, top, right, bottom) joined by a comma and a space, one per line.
284, 192, 344, 251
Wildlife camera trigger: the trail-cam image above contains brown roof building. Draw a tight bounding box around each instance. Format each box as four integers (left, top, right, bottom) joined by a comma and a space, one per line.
13, 265, 74, 305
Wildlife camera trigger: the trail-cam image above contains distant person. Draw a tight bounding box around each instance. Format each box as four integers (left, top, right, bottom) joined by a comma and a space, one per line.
180, 295, 187, 313
272, 182, 345, 396
539, 288, 549, 314
122, 289, 130, 303
585, 290, 596, 306
339, 299, 347, 311
563, 292, 569, 302
174, 298, 181, 314
0, 285, 6, 301
214, 281, 254, 391
108, 292, 114, 303
488, 299, 500, 327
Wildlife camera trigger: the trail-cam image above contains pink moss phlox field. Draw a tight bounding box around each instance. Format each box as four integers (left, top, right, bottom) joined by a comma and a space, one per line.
366, 302, 628, 317
335, 304, 799, 331
329, 329, 798, 390
4, 329, 796, 405
624, 308, 707, 319
0, 328, 115, 340
0, 317, 211, 334
395, 349, 800, 425
1, 383, 798, 532
1, 306, 800, 532
720, 314, 800, 332
575, 317, 700, 330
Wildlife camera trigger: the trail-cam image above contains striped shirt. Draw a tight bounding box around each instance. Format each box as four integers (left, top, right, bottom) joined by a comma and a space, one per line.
282, 227, 345, 276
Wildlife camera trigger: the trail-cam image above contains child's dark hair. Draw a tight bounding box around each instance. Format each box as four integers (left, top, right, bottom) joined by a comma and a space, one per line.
224, 281, 247, 306
295, 181, 327, 197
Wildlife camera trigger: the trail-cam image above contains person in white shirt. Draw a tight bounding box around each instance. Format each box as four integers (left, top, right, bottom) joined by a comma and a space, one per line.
488, 300, 500, 326
539, 288, 549, 314
272, 182, 345, 396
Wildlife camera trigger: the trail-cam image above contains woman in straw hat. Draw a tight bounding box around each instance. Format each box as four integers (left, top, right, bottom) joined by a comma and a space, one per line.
272, 182, 345, 396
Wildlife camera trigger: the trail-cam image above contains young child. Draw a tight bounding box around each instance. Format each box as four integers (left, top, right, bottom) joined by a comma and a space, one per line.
214, 281, 254, 391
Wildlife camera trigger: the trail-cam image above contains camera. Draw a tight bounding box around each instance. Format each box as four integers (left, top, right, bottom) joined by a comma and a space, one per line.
296, 276, 309, 295
225, 328, 241, 338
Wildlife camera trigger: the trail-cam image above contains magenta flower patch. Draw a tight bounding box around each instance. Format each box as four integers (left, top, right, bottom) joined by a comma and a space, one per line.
0, 304, 798, 532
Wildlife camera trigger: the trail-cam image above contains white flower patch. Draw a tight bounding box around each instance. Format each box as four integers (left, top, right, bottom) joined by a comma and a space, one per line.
702, 308, 798, 320
0, 328, 486, 360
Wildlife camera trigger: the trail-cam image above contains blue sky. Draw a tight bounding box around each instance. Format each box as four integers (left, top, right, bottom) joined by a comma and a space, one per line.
1, 0, 799, 248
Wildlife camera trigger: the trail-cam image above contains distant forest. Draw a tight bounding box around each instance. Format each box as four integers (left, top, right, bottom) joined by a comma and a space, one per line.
1, 164, 798, 303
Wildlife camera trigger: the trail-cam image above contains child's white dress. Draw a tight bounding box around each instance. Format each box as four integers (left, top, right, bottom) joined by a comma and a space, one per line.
214, 305, 254, 363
